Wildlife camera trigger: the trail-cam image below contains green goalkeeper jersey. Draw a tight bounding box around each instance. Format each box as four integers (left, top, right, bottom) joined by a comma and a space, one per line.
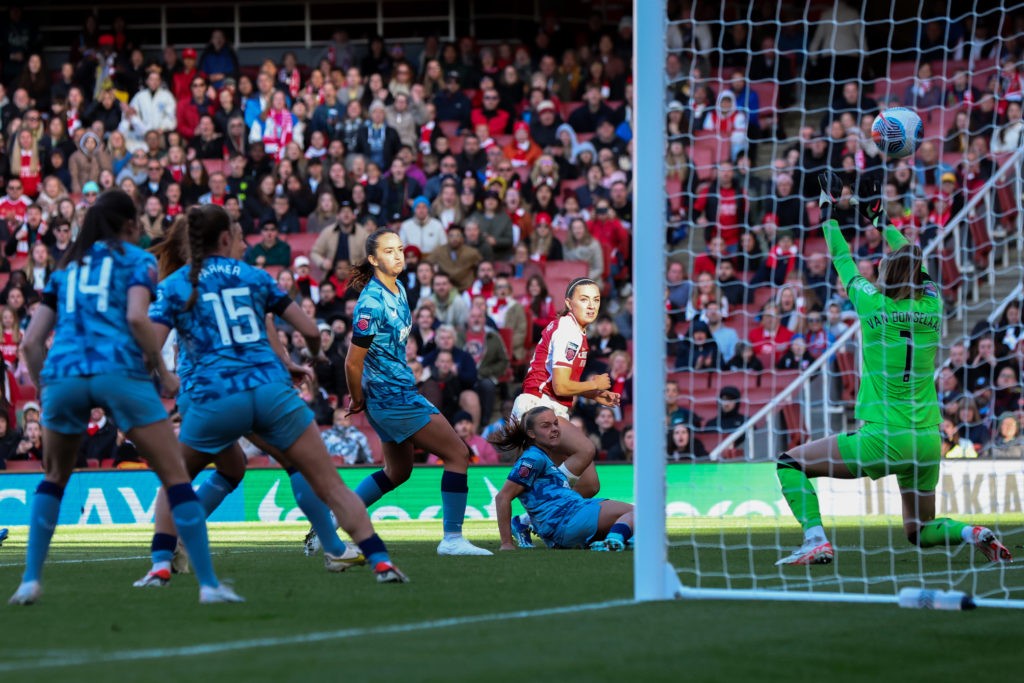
824, 220, 942, 429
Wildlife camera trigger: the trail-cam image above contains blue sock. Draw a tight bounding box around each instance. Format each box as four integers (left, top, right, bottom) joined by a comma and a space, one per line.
440, 470, 468, 536
356, 533, 390, 568
355, 470, 395, 507
167, 483, 218, 588
151, 532, 177, 566
288, 470, 345, 556
195, 471, 241, 516
22, 481, 63, 584
609, 523, 632, 544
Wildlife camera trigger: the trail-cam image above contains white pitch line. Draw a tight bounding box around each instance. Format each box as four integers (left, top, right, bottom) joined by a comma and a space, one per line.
0, 598, 635, 673
0, 547, 293, 568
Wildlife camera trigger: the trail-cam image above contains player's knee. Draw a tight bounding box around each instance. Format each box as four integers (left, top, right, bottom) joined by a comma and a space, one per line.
384, 463, 412, 486
776, 452, 803, 472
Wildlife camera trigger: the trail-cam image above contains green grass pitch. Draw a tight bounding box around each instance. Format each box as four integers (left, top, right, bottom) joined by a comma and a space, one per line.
0, 518, 1021, 682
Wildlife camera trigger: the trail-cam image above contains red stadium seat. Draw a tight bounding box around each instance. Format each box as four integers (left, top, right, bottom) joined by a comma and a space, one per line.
780, 402, 807, 450
246, 455, 272, 468
967, 212, 993, 270
5, 460, 43, 471
833, 350, 860, 403
201, 159, 225, 175
285, 232, 318, 258
439, 121, 461, 138
560, 101, 584, 120
543, 260, 588, 282
17, 383, 36, 402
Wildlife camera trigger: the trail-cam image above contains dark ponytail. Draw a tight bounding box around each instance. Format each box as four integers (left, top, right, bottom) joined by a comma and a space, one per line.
60, 189, 137, 268
488, 406, 552, 452
149, 214, 190, 280
349, 228, 398, 294
184, 204, 231, 311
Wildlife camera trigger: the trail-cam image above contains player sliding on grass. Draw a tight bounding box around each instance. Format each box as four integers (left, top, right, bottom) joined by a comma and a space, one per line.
345, 229, 491, 556
10, 191, 237, 605
775, 171, 1011, 566
145, 205, 406, 584
506, 278, 620, 548
492, 406, 634, 551
133, 215, 378, 587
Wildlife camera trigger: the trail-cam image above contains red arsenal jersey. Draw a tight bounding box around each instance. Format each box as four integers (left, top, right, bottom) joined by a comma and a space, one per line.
521, 313, 588, 408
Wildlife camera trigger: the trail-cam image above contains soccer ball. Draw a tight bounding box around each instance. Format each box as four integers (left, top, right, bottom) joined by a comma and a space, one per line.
871, 107, 923, 159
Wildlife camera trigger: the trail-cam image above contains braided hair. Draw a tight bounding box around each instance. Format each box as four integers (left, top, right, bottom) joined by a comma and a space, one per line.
184, 204, 230, 311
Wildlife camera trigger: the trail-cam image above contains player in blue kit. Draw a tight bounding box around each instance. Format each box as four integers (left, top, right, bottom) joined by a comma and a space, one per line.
148, 205, 406, 583
133, 215, 369, 587
345, 229, 491, 555
492, 406, 635, 551
9, 190, 240, 605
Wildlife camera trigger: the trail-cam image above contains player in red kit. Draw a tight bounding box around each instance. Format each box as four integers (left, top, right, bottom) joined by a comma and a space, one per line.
507, 277, 620, 547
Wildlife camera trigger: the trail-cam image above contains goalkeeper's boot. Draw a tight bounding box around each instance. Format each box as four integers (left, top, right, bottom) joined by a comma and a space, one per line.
324, 544, 366, 573
970, 526, 1012, 563
303, 526, 322, 556
374, 561, 409, 584
775, 538, 834, 566
8, 580, 40, 605
171, 540, 191, 574
0, 527, 8, 547
133, 568, 172, 587
510, 515, 534, 549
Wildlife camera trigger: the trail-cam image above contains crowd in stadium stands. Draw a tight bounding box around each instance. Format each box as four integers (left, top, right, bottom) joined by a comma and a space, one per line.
0, 2, 1023, 469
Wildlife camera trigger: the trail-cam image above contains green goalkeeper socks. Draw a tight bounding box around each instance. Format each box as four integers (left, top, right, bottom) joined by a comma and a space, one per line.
777, 463, 823, 531
918, 518, 971, 548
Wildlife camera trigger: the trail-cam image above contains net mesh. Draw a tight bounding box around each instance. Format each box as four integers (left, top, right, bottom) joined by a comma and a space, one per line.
657, 0, 1024, 603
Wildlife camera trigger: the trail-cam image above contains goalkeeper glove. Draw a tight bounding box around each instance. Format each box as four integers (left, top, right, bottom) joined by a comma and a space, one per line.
854, 169, 886, 227
817, 170, 845, 223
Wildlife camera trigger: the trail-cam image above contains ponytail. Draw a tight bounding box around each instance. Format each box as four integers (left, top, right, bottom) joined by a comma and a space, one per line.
183, 205, 230, 311
488, 407, 552, 452
348, 228, 398, 294
149, 214, 190, 280
60, 189, 136, 268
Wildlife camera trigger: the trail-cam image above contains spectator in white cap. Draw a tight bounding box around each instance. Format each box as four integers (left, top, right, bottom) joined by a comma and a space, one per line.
400, 195, 447, 254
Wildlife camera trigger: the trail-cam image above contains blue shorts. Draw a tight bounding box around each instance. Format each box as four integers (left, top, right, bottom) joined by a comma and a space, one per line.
42, 374, 167, 434
365, 390, 438, 443
180, 383, 313, 454
551, 498, 605, 549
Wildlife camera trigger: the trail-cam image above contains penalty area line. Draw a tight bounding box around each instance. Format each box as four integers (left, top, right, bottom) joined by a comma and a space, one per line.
0, 598, 635, 673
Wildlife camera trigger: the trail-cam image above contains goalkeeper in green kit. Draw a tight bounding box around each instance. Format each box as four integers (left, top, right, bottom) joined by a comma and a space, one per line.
774, 170, 1012, 566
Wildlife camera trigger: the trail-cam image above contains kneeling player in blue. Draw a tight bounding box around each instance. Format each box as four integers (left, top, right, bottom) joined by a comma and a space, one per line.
146, 205, 406, 584
9, 190, 239, 605
492, 407, 634, 551
345, 229, 491, 555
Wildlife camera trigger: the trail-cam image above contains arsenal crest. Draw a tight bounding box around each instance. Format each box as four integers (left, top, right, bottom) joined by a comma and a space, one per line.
565, 341, 579, 361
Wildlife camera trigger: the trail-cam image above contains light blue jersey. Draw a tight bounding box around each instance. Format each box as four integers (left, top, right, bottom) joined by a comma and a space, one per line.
149, 255, 291, 403
508, 446, 599, 546
41, 241, 158, 383
352, 276, 415, 401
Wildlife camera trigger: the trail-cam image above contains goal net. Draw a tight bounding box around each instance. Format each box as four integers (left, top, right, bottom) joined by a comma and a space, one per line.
633, 0, 1024, 609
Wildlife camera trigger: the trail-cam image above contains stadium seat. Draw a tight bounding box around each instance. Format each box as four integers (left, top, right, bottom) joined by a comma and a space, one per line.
560, 101, 584, 120
246, 455, 272, 468
543, 260, 588, 282
17, 383, 36, 402
779, 402, 806, 451
201, 159, 225, 175
285, 232, 318, 258
967, 212, 993, 270
5, 460, 43, 471
439, 121, 461, 138
833, 350, 860, 403
100, 458, 115, 469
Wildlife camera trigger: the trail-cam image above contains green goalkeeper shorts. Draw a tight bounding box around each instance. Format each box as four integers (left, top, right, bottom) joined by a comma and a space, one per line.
836, 422, 941, 492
